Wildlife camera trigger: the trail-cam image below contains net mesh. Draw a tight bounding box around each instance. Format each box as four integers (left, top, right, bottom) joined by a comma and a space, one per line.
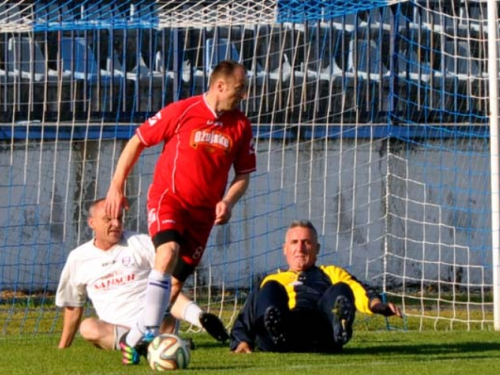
0, 0, 498, 334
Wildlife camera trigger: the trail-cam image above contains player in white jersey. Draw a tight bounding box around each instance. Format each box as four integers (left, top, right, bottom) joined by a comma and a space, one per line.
56, 198, 228, 351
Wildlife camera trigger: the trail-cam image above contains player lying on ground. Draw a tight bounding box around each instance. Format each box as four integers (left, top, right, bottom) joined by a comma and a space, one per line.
56, 198, 228, 351
230, 220, 402, 353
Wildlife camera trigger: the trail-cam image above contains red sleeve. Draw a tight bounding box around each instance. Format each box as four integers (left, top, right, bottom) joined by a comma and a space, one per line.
135, 104, 178, 147
234, 119, 257, 174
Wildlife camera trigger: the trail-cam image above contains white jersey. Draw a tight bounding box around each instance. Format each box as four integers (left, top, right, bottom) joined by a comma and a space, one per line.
56, 231, 155, 327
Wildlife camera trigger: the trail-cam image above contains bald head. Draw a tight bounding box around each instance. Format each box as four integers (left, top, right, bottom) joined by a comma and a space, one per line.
208, 60, 247, 87
87, 198, 123, 250
205, 60, 248, 112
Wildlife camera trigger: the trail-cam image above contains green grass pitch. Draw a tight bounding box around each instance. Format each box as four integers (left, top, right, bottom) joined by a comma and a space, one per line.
1, 329, 500, 375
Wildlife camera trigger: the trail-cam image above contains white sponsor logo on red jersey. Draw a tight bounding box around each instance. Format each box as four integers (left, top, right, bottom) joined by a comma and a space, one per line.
191, 130, 231, 151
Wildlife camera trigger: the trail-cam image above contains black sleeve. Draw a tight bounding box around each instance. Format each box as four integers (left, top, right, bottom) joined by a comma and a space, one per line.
229, 287, 260, 351
359, 279, 383, 303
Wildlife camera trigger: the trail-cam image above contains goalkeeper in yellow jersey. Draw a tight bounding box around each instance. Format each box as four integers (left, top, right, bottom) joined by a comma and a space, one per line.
230, 220, 402, 353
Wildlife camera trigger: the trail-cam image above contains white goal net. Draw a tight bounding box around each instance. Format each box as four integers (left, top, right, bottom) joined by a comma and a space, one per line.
0, 0, 498, 334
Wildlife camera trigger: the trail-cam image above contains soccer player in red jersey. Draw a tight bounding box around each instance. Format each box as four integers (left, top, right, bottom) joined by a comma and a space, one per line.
105, 60, 256, 364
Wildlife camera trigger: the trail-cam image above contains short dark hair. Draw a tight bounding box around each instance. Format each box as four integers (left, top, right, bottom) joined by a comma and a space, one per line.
209, 60, 246, 86
287, 220, 318, 241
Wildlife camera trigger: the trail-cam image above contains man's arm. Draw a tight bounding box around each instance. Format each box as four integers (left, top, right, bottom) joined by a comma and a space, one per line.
230, 287, 259, 353
58, 306, 84, 348
322, 265, 402, 317
230, 312, 255, 353
215, 173, 250, 225
105, 135, 145, 218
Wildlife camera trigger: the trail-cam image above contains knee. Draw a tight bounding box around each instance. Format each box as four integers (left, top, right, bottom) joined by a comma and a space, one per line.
155, 243, 180, 271
170, 278, 183, 301
79, 317, 99, 341
329, 282, 354, 300
260, 280, 287, 295
256, 281, 289, 313
259, 281, 289, 305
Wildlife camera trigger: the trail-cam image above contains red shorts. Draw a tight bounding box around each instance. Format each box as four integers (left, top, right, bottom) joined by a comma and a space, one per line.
147, 191, 215, 268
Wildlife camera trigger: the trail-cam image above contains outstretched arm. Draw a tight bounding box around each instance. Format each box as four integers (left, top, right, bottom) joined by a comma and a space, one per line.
58, 306, 84, 348
215, 173, 250, 225
105, 135, 145, 218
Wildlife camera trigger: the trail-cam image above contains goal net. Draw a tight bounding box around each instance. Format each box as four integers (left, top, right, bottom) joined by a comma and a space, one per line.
0, 0, 498, 335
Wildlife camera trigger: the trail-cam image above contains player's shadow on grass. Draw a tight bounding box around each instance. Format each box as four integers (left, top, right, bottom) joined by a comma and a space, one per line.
343, 341, 499, 357
191, 336, 499, 358
188, 340, 229, 350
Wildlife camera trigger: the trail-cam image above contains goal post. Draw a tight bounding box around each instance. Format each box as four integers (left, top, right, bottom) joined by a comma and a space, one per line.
486, 0, 500, 331
1, 0, 500, 335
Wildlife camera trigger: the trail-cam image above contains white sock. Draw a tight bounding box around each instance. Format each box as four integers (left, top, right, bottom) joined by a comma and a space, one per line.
126, 270, 171, 346
182, 301, 203, 328
114, 326, 129, 350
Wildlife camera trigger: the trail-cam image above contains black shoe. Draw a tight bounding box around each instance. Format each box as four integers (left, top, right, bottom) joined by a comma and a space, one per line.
264, 306, 287, 346
199, 312, 229, 342
135, 329, 156, 359
332, 296, 354, 346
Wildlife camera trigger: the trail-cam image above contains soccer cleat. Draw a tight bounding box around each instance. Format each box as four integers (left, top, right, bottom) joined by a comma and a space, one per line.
199, 312, 230, 342
119, 333, 140, 365
263, 305, 287, 346
332, 295, 354, 346
135, 329, 156, 359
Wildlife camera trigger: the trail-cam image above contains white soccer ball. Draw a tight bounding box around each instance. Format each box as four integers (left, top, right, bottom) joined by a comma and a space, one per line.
147, 333, 190, 371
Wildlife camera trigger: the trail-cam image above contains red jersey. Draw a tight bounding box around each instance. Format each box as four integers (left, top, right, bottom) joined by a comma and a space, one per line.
136, 95, 256, 210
